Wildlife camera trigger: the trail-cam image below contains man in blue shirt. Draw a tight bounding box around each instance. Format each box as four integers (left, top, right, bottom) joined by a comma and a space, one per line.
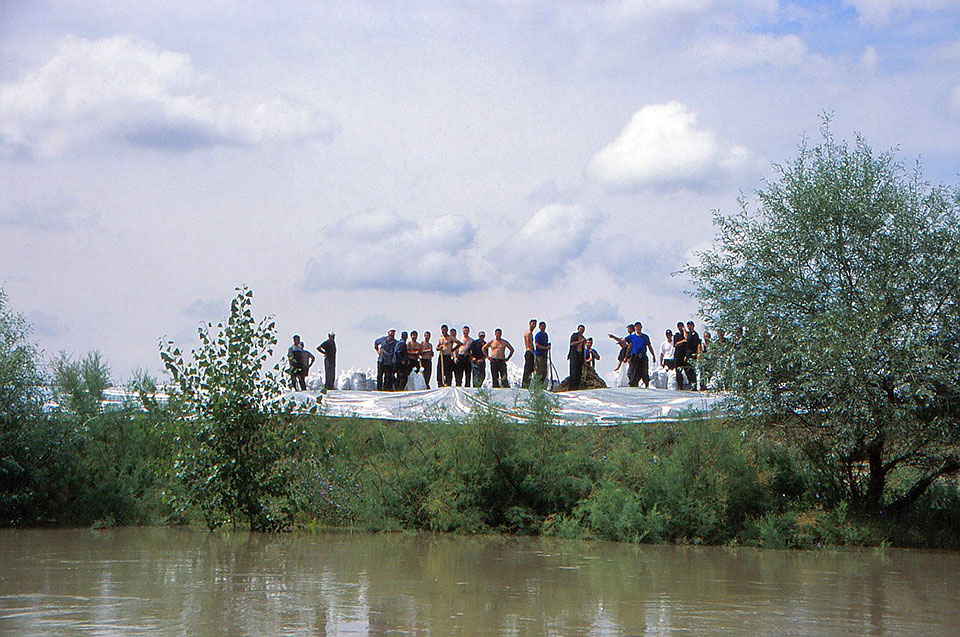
374, 329, 397, 391
626, 321, 656, 388
533, 321, 550, 387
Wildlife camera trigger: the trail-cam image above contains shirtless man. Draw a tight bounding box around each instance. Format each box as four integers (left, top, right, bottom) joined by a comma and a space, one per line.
447, 327, 463, 387
456, 326, 474, 387
483, 328, 515, 388
407, 330, 422, 377
420, 331, 434, 389
436, 324, 453, 387
521, 319, 537, 388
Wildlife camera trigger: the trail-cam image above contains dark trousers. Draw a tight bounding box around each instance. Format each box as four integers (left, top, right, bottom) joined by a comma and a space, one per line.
628, 355, 649, 388
521, 351, 535, 388
534, 355, 548, 386
438, 354, 454, 387
569, 353, 584, 390
490, 359, 509, 388
453, 357, 471, 386
379, 364, 395, 391
472, 363, 485, 387
324, 358, 336, 390
291, 369, 306, 391
396, 362, 410, 391
420, 358, 432, 388
678, 360, 697, 390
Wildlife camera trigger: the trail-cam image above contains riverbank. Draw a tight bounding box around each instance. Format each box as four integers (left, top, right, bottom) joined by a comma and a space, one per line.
314, 412, 960, 550
5, 398, 959, 549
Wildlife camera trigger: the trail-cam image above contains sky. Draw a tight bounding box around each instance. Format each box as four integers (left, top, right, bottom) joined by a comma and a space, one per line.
2, 0, 959, 380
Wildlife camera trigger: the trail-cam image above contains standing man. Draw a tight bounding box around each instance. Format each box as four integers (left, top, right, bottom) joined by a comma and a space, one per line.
626, 322, 656, 389
684, 321, 703, 390
456, 326, 474, 387
533, 321, 551, 387
407, 330, 422, 378
420, 330, 434, 389
609, 325, 634, 373
483, 328, 515, 388
394, 331, 410, 391
317, 332, 337, 390
468, 330, 487, 387
521, 319, 537, 388
436, 324, 452, 387
448, 328, 463, 387
288, 335, 314, 391
568, 324, 587, 390
374, 329, 397, 391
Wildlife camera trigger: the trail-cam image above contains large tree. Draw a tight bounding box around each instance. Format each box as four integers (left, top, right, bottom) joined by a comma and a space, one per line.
690, 123, 960, 513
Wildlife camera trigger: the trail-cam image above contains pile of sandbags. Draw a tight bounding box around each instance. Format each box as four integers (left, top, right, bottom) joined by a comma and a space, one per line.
336, 368, 377, 391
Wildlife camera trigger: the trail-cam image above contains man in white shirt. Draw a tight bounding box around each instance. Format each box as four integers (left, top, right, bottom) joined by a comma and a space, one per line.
659, 329, 676, 369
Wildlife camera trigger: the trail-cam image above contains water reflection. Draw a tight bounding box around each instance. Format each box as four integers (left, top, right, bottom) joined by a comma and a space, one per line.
1, 528, 958, 634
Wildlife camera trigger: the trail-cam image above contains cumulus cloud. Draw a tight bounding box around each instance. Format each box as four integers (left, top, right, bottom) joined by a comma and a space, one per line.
603, 0, 777, 23
302, 211, 486, 293
846, 0, 960, 25
490, 204, 599, 285
589, 102, 748, 190
0, 35, 334, 158
0, 199, 96, 231
696, 34, 811, 70
26, 310, 69, 338
181, 298, 228, 321
570, 299, 623, 323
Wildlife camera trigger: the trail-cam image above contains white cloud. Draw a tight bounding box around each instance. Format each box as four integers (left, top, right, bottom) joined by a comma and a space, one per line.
302, 211, 486, 293
570, 299, 623, 323
951, 85, 960, 115
0, 200, 97, 231
491, 204, 599, 284
697, 33, 811, 70
846, 0, 960, 25
0, 35, 334, 158
860, 45, 880, 72
603, 0, 777, 23
589, 101, 748, 189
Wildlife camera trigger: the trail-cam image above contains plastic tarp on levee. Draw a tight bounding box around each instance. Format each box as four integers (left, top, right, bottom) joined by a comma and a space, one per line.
285, 386, 724, 426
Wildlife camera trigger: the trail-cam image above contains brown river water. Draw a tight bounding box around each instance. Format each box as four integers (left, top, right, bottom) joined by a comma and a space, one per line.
0, 528, 957, 635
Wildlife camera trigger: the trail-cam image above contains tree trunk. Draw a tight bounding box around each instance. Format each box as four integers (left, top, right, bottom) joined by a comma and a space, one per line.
888, 459, 960, 515
864, 438, 886, 513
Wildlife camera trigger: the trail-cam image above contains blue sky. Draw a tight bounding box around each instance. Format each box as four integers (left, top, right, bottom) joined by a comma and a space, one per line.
2, 0, 959, 378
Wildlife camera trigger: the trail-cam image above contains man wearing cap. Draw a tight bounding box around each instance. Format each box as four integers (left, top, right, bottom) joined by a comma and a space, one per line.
317, 332, 337, 390
468, 330, 487, 387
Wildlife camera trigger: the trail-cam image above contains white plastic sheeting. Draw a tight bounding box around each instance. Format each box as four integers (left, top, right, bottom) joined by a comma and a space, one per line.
284, 386, 723, 425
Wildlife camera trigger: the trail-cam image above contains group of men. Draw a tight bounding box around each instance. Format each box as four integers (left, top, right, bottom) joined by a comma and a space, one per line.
609, 320, 707, 390
288, 318, 724, 393
287, 333, 337, 391
373, 325, 517, 391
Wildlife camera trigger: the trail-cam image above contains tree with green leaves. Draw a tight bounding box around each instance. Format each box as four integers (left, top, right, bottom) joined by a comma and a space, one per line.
51, 350, 111, 421
160, 286, 310, 531
690, 123, 960, 514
